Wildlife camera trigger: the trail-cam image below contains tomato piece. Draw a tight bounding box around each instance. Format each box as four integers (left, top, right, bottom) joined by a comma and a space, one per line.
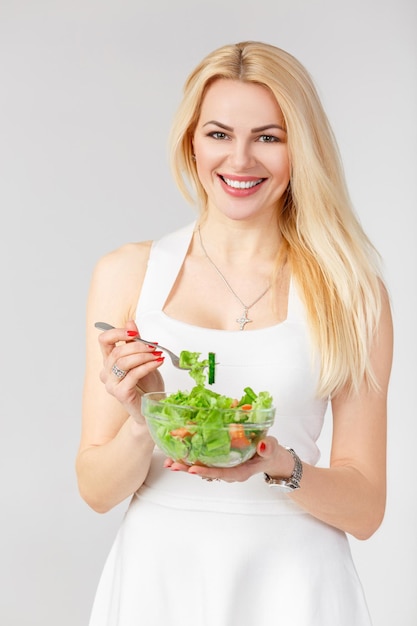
170, 427, 193, 438
230, 437, 251, 449
229, 423, 251, 448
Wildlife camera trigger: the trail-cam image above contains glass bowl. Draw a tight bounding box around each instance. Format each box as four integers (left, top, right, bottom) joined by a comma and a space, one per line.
141, 391, 275, 468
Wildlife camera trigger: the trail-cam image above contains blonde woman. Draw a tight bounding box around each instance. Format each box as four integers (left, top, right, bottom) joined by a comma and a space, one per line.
77, 41, 393, 626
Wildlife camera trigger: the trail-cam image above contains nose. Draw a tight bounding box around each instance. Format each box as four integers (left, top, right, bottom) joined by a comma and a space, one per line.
228, 139, 256, 171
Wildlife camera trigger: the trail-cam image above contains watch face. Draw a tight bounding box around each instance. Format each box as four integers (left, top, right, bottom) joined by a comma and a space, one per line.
264, 474, 293, 491
270, 483, 292, 492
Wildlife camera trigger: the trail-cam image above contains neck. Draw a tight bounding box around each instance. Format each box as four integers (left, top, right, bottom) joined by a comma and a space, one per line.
196, 216, 282, 264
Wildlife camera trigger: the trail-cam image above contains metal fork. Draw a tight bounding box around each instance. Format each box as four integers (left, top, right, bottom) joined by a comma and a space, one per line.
94, 322, 186, 369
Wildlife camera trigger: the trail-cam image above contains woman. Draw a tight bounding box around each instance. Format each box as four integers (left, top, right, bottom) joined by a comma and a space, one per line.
77, 41, 393, 625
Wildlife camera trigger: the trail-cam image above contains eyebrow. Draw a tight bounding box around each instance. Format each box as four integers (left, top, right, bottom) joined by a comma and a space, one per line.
202, 120, 287, 133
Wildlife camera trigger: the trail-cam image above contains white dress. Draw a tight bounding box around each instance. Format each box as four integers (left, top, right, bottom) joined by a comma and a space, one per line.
88, 222, 372, 626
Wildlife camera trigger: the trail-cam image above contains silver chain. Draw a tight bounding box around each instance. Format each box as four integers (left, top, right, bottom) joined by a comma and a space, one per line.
198, 226, 271, 330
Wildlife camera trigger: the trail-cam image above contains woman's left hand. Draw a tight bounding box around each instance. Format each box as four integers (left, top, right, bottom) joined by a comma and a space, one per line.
163, 436, 295, 482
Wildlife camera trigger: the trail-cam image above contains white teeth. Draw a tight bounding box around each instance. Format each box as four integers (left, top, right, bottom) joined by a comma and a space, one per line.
222, 177, 263, 189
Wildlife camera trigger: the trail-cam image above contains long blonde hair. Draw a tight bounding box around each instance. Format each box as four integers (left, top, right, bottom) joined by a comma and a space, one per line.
169, 41, 383, 398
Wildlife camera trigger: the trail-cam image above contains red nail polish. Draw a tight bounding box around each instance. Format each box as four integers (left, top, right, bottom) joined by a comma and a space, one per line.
152, 351, 163, 356
126, 330, 139, 337
155, 356, 165, 362
259, 442, 266, 453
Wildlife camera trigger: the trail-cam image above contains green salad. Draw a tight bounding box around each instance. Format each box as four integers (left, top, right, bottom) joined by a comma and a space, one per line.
142, 351, 275, 467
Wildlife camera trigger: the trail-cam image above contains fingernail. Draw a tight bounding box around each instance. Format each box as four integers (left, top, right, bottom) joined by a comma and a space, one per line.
259, 442, 266, 453
155, 356, 165, 362
152, 351, 163, 357
126, 330, 138, 337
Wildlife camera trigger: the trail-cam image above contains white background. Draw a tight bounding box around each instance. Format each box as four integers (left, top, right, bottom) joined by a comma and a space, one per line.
0, 1, 416, 624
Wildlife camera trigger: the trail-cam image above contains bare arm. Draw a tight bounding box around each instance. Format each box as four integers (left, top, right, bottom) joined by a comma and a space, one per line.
288, 284, 392, 538
76, 241, 165, 513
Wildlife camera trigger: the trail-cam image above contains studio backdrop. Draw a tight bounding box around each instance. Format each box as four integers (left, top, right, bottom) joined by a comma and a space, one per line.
0, 1, 415, 625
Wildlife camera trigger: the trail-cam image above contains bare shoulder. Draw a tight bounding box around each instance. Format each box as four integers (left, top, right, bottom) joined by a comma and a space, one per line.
87, 240, 153, 324
375, 278, 394, 383
95, 240, 152, 277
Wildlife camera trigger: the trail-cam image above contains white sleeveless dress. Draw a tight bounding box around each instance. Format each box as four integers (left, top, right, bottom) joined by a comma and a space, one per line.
88, 222, 372, 626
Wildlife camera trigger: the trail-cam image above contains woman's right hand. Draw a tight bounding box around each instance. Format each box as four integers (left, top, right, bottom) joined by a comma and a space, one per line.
97, 319, 165, 423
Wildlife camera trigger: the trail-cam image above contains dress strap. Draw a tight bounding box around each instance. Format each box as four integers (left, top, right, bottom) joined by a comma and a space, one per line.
136, 221, 196, 315
286, 277, 306, 324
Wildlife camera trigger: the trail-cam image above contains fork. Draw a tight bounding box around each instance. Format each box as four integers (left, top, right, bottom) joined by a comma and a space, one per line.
94, 322, 186, 369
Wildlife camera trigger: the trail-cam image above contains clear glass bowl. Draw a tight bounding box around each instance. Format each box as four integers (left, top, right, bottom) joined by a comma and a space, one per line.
142, 391, 275, 468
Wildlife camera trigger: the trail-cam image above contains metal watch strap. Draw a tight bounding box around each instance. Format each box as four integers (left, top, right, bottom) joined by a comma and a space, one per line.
264, 447, 303, 491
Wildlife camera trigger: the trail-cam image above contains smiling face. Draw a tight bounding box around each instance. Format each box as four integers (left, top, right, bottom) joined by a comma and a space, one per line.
192, 79, 290, 222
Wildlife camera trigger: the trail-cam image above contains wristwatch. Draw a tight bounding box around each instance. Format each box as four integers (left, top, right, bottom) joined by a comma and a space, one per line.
264, 448, 303, 491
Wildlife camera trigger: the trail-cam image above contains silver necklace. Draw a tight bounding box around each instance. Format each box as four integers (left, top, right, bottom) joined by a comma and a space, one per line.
198, 226, 271, 330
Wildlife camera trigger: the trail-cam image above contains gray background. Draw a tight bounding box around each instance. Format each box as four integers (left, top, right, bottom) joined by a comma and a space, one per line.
1, 1, 416, 624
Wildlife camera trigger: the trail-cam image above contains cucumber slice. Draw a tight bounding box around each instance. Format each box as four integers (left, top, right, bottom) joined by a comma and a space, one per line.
208, 352, 216, 384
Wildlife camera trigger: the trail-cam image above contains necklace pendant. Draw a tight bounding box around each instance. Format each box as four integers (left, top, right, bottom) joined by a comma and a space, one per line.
236, 308, 252, 330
